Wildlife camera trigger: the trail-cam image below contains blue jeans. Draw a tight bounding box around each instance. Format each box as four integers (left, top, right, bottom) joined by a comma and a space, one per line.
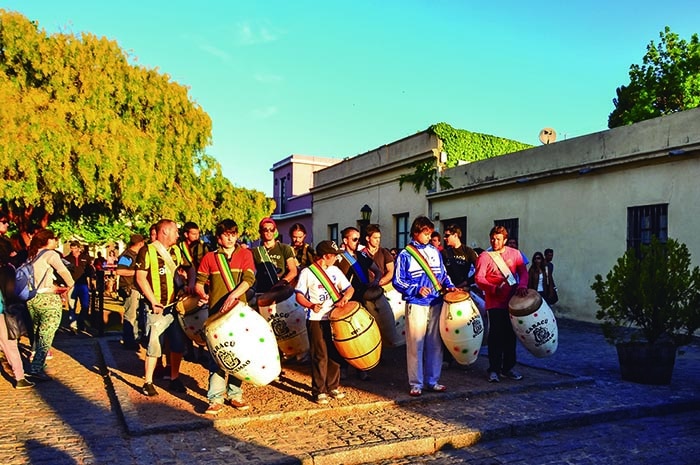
69, 283, 91, 329
207, 353, 243, 404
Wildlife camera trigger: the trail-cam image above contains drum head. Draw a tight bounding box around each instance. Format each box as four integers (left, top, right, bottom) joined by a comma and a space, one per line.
509, 289, 543, 317
443, 289, 471, 304
176, 295, 200, 315
258, 284, 294, 307
329, 301, 360, 321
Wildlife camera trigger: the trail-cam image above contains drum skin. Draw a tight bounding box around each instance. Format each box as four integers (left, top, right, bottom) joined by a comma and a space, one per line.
175, 294, 200, 316
440, 290, 484, 365
329, 302, 382, 371
509, 289, 558, 358
204, 301, 281, 386
382, 283, 406, 346
258, 285, 310, 357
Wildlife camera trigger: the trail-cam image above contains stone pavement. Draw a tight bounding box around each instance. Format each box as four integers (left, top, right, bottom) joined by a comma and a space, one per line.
0, 317, 698, 465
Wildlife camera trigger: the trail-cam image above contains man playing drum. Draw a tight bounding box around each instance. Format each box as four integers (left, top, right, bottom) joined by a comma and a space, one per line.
195, 219, 256, 414
253, 218, 297, 294
135, 219, 188, 397
393, 216, 456, 397
294, 241, 353, 405
474, 225, 528, 383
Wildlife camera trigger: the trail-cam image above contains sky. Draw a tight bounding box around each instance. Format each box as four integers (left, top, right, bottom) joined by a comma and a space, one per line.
3, 1, 699, 196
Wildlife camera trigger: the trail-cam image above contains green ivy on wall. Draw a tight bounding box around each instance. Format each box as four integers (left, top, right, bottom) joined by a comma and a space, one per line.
398, 123, 534, 193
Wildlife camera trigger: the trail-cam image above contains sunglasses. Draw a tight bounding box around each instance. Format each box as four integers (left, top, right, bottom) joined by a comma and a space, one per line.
0, 220, 8, 224
443, 234, 451, 238
349, 237, 360, 242
261, 228, 275, 233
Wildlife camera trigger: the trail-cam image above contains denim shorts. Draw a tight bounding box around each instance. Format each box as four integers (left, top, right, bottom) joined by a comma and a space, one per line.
145, 311, 186, 357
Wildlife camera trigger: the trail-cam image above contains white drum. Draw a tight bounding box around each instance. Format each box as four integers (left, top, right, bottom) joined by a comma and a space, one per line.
382, 283, 406, 346
204, 301, 281, 386
509, 289, 558, 358
440, 290, 484, 365
178, 304, 209, 346
469, 288, 488, 346
257, 285, 310, 357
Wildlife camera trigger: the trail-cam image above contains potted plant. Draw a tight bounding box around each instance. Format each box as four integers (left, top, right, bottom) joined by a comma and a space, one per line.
591, 237, 700, 385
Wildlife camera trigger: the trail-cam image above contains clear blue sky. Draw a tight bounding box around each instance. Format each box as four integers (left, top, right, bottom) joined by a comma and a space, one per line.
4, 1, 698, 196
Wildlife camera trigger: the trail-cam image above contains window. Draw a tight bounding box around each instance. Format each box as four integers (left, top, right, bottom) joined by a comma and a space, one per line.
628, 204, 668, 255
395, 213, 410, 249
494, 218, 519, 242
279, 177, 287, 214
328, 223, 338, 245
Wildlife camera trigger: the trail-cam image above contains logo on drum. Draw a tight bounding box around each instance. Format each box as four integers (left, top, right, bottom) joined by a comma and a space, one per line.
271, 318, 292, 338
472, 318, 483, 337
218, 350, 242, 372
533, 326, 553, 346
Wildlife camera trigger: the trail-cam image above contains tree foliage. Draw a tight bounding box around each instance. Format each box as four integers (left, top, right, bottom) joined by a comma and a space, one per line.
398, 123, 533, 193
608, 26, 700, 128
0, 10, 273, 241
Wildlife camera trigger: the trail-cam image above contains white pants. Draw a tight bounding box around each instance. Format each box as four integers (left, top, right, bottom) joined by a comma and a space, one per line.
405, 302, 443, 389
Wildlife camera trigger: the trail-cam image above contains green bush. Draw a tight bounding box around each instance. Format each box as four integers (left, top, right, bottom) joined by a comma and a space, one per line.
591, 237, 700, 347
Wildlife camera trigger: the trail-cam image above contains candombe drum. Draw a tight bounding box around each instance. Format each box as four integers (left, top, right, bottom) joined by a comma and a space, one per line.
440, 290, 484, 365
329, 301, 382, 371
257, 285, 310, 357
469, 287, 488, 345
508, 289, 558, 358
204, 300, 281, 386
176, 295, 209, 346
382, 283, 406, 346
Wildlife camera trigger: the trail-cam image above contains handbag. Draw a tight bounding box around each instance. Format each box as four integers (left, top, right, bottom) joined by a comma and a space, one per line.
4, 302, 30, 340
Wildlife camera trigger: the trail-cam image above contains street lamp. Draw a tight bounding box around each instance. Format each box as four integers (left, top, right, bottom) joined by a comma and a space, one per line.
360, 204, 372, 222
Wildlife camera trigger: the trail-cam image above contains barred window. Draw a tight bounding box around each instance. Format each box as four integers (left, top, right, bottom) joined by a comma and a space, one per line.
328, 223, 338, 245
494, 218, 519, 242
395, 213, 410, 249
627, 204, 668, 256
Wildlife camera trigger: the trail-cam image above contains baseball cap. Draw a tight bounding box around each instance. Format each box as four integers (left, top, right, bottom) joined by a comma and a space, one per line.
259, 217, 277, 230
316, 240, 342, 256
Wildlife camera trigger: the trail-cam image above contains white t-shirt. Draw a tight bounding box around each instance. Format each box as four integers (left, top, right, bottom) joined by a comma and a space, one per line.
295, 265, 351, 321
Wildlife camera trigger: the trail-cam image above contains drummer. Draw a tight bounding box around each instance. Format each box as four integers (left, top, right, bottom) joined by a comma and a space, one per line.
252, 218, 297, 295
294, 240, 353, 405
474, 225, 528, 383
195, 219, 256, 415
393, 216, 456, 397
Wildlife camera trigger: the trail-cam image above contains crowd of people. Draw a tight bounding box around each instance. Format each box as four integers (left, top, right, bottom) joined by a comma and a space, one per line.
0, 211, 557, 415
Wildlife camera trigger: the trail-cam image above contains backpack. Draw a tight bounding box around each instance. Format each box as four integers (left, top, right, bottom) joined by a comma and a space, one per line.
15, 250, 50, 302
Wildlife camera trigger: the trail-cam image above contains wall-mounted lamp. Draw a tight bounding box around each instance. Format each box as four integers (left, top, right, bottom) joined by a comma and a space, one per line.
360, 204, 372, 222
669, 149, 686, 156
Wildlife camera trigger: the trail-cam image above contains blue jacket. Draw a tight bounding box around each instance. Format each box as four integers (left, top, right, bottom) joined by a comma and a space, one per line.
393, 241, 454, 306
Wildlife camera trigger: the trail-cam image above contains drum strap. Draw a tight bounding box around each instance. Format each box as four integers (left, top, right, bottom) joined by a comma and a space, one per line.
255, 245, 280, 287
215, 250, 238, 292
488, 251, 515, 283
179, 242, 193, 267
308, 264, 341, 302
341, 251, 369, 285
404, 244, 442, 293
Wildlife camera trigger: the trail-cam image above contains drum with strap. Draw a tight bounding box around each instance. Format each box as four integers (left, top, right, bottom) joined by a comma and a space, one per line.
329, 301, 382, 371
204, 300, 281, 386
440, 290, 484, 365
382, 283, 406, 346
258, 284, 310, 357
176, 294, 209, 346
508, 289, 558, 358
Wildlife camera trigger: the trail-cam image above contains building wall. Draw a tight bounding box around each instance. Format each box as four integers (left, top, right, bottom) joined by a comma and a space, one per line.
311, 131, 441, 245
430, 108, 700, 322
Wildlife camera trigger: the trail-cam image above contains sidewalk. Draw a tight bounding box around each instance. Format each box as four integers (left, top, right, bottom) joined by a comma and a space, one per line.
1, 317, 698, 465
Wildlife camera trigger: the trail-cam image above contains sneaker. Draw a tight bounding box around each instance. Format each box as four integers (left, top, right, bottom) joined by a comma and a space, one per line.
315, 393, 329, 405
15, 378, 35, 389
142, 382, 158, 397
227, 398, 250, 411
488, 372, 500, 383
430, 384, 447, 392
330, 389, 345, 399
46, 350, 54, 360
502, 370, 523, 380
69, 321, 78, 333
168, 377, 187, 393
205, 403, 224, 415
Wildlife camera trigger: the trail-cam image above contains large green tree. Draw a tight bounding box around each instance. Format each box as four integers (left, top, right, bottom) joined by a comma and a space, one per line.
0, 10, 273, 242
608, 27, 700, 128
